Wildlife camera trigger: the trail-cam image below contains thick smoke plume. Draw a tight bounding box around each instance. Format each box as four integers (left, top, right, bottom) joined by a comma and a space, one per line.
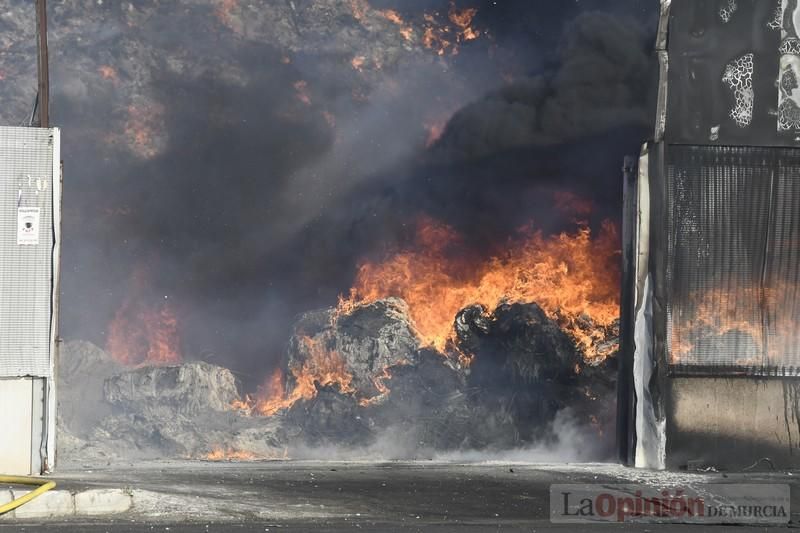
0, 1, 655, 407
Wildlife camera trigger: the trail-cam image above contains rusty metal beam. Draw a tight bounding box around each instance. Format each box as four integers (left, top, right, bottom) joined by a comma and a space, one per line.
35, 0, 49, 128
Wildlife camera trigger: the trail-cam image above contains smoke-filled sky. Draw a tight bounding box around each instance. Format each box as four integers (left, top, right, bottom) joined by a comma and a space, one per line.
0, 0, 656, 382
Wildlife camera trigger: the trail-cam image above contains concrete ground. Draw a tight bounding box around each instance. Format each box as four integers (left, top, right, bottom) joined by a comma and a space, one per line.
1, 461, 799, 531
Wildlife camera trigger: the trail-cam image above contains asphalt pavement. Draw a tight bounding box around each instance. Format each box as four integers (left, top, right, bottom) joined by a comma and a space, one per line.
0, 461, 798, 531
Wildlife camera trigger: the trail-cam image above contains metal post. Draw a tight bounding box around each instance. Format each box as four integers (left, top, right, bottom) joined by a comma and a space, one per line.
35, 0, 49, 128
617, 155, 638, 465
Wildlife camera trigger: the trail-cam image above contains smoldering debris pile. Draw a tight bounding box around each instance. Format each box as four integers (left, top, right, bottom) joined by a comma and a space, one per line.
58, 298, 617, 464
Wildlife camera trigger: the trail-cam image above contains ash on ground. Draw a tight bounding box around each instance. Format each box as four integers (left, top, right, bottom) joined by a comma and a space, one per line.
58, 298, 617, 465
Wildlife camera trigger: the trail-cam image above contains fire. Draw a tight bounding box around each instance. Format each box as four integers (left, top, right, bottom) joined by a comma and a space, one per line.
380, 9, 404, 26
107, 266, 182, 367
203, 446, 289, 461
420, 2, 483, 56
98, 65, 118, 82
123, 103, 164, 159
235, 196, 619, 416
338, 213, 620, 362
232, 336, 414, 416
235, 337, 355, 416
378, 9, 414, 42
448, 4, 480, 41
358, 361, 409, 407
351, 55, 366, 72
205, 447, 259, 461
293, 80, 312, 106
670, 283, 800, 366
348, 0, 481, 53
423, 26, 450, 56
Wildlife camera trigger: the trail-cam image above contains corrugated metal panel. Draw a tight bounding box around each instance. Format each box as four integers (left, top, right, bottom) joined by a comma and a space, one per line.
0, 127, 56, 378
666, 145, 800, 375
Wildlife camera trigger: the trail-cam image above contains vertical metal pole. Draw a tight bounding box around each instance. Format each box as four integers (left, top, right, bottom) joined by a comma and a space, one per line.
617, 155, 638, 465
35, 0, 49, 128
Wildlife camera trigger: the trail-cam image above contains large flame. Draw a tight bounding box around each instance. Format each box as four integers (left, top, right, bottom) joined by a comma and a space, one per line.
106, 266, 182, 367
338, 215, 620, 361
235, 197, 620, 416
235, 336, 356, 416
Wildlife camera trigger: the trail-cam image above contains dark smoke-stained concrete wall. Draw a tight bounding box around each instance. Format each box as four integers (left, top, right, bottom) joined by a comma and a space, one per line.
666, 378, 800, 470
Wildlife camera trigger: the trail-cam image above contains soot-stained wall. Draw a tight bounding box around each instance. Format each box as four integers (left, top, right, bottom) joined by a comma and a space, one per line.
623, 0, 800, 470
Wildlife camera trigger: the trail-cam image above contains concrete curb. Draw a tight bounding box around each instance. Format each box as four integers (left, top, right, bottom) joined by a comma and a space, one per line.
0, 488, 132, 519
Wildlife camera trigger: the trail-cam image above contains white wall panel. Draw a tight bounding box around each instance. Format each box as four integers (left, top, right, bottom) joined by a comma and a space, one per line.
0, 378, 33, 475
0, 126, 57, 378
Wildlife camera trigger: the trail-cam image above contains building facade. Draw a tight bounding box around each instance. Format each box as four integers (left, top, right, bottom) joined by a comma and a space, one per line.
621, 0, 800, 470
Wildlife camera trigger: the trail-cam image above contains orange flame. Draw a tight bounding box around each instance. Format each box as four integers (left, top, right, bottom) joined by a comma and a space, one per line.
423, 26, 451, 56
235, 337, 356, 416
123, 103, 164, 159
378, 9, 414, 42
232, 335, 414, 416
448, 4, 480, 41
338, 214, 620, 362
349, 1, 481, 54
107, 267, 182, 367
98, 65, 118, 82
205, 446, 259, 461
421, 3, 483, 56
203, 446, 289, 461
351, 55, 366, 72
236, 199, 619, 415
380, 9, 404, 25
670, 282, 800, 366
357, 361, 410, 406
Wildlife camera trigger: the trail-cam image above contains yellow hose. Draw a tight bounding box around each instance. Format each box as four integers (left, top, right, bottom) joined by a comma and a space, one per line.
0, 475, 56, 515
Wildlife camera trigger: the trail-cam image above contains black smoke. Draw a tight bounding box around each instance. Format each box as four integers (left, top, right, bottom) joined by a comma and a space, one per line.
31, 0, 659, 385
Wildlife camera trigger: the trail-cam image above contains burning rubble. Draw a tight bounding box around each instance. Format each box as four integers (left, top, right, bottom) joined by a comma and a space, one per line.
59, 217, 619, 463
